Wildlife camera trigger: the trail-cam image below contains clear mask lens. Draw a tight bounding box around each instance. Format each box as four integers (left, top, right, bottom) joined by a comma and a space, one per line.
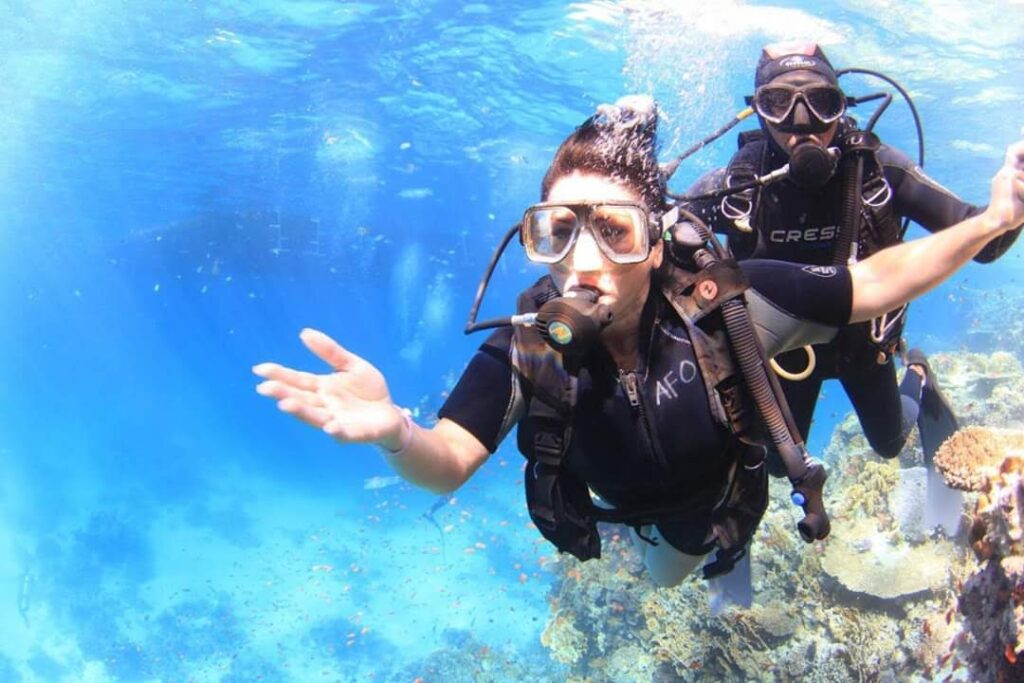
755, 84, 845, 124
522, 202, 651, 265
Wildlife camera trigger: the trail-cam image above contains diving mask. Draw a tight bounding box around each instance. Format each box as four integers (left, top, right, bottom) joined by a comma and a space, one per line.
752, 83, 846, 127
521, 200, 660, 265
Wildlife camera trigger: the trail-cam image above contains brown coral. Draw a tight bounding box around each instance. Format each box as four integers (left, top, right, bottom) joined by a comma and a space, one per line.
967, 456, 1024, 562
953, 453, 1024, 682
933, 426, 1024, 491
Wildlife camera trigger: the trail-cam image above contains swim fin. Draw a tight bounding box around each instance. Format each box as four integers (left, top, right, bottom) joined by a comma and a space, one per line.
905, 349, 963, 535
707, 549, 752, 616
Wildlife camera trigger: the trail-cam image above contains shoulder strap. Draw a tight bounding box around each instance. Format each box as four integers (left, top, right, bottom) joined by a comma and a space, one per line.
727, 133, 767, 181
512, 276, 576, 417
511, 277, 601, 560
722, 134, 770, 244
736, 128, 765, 150
658, 263, 761, 441
858, 151, 901, 254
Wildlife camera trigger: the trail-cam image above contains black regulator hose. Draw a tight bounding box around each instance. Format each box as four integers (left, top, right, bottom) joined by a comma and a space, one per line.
834, 148, 864, 266
717, 298, 830, 542
464, 223, 523, 333
682, 215, 831, 542
865, 92, 892, 133
837, 67, 924, 168
838, 67, 925, 239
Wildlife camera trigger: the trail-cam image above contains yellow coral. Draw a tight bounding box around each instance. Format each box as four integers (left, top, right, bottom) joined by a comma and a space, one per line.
640, 585, 710, 671
839, 459, 901, 518
540, 613, 588, 665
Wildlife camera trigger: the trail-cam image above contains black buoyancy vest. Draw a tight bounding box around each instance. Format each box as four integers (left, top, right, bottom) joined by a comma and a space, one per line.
511, 264, 769, 567
725, 127, 906, 360
724, 126, 902, 261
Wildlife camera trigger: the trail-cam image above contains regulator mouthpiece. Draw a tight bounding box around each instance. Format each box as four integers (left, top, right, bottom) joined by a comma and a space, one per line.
535, 289, 612, 357
788, 142, 838, 189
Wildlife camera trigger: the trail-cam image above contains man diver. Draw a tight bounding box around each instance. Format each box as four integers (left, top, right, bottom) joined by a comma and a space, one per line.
684, 42, 1022, 538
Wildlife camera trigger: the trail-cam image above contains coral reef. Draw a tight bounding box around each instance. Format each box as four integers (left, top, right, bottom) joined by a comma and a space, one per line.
820, 517, 954, 604
934, 426, 1024, 491
837, 460, 901, 520
946, 454, 1024, 682
930, 352, 1024, 432
540, 613, 588, 665
535, 349, 1024, 682
396, 629, 564, 683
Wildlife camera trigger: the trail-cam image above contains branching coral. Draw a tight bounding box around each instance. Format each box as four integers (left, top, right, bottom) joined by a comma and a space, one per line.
824, 606, 904, 682
837, 460, 901, 520
639, 584, 710, 676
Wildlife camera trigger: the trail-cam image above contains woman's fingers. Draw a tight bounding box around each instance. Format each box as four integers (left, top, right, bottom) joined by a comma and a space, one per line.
278, 397, 334, 429
255, 330, 390, 440
256, 380, 327, 408
300, 328, 360, 372
252, 362, 320, 392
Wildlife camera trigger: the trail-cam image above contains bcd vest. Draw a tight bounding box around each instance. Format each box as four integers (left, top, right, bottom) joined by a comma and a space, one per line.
724, 126, 906, 361
725, 126, 902, 260
511, 262, 770, 578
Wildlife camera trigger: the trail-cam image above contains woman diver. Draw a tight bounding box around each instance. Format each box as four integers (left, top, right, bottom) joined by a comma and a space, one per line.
253, 97, 1024, 597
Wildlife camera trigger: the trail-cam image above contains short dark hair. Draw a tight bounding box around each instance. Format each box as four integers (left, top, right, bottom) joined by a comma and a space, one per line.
540, 104, 665, 212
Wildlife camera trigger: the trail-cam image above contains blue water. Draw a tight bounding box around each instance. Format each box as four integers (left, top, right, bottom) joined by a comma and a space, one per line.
2, 1, 1022, 680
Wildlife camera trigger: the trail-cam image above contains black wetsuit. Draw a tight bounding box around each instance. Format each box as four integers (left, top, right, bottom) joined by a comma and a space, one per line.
685, 138, 1019, 458
440, 260, 851, 553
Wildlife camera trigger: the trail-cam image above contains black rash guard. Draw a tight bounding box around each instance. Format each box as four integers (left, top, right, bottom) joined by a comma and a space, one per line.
439, 260, 851, 551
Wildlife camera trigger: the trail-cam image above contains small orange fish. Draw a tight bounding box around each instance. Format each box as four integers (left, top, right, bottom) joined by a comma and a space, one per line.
1006, 644, 1018, 664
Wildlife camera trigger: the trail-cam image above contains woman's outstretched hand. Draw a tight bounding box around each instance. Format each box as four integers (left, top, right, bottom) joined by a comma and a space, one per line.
253, 328, 406, 449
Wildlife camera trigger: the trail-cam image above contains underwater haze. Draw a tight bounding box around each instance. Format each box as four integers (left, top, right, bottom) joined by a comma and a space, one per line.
2, 1, 1024, 681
